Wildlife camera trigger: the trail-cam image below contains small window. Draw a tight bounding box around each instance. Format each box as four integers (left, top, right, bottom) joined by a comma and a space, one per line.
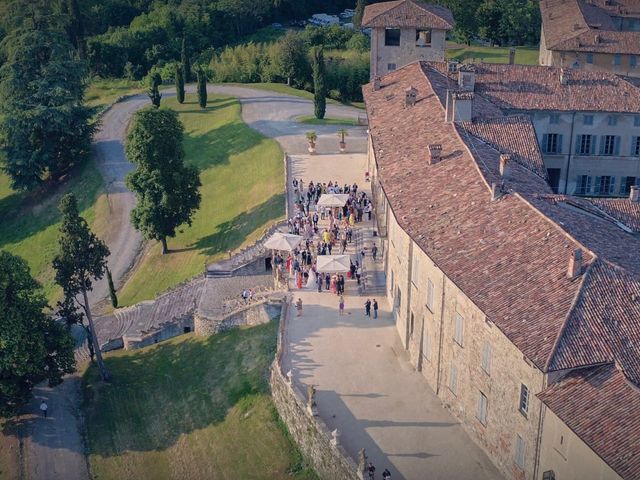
387, 63, 397, 71
575, 175, 592, 195
583, 114, 593, 125
631, 56, 638, 68
542, 133, 562, 154
481, 342, 492, 375
586, 53, 593, 64
614, 54, 622, 65
635, 116, 640, 127
448, 364, 458, 394
594, 176, 615, 195
600, 134, 619, 155
453, 312, 464, 346
410, 312, 415, 337
633, 137, 640, 156
515, 435, 526, 469
426, 279, 435, 311
620, 176, 638, 195
549, 114, 560, 124
519, 384, 529, 416
385, 28, 401, 46
542, 471, 556, 480
608, 115, 618, 126
477, 391, 488, 425
416, 29, 432, 47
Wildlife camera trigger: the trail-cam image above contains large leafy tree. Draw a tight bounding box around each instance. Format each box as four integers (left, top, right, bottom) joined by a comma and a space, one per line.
0, 250, 75, 417
311, 46, 327, 120
125, 108, 201, 255
52, 194, 111, 381
0, 1, 95, 191
273, 30, 308, 86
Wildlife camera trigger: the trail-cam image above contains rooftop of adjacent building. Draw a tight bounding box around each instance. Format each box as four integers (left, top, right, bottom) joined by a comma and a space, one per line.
362, 0, 455, 30
540, 0, 640, 55
363, 60, 640, 479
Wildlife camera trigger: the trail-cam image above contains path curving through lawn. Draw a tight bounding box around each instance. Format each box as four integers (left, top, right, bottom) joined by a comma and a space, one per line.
19, 84, 367, 480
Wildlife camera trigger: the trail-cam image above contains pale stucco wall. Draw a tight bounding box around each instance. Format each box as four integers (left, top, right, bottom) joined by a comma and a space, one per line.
370, 26, 447, 79
548, 49, 640, 78
538, 408, 622, 480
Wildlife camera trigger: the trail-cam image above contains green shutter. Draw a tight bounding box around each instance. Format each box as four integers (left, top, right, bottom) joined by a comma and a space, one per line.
575, 135, 581, 154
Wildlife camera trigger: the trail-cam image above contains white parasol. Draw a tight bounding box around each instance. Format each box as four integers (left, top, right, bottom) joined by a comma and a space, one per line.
316, 194, 350, 208
264, 232, 304, 251
316, 254, 351, 272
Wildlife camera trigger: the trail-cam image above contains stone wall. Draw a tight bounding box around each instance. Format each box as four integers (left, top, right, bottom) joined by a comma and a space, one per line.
269, 300, 362, 480
122, 315, 193, 350
194, 299, 282, 336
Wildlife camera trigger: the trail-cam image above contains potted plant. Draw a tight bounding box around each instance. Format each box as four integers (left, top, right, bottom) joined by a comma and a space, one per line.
306, 131, 317, 154
338, 128, 348, 153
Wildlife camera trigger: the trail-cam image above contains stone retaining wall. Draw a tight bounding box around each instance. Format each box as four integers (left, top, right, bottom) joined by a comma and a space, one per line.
194, 299, 281, 336
269, 300, 362, 480
122, 314, 193, 350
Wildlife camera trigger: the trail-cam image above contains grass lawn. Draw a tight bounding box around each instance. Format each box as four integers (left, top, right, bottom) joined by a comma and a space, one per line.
117, 94, 284, 306
0, 156, 107, 302
297, 115, 358, 126
86, 77, 144, 110
83, 322, 316, 480
446, 43, 539, 65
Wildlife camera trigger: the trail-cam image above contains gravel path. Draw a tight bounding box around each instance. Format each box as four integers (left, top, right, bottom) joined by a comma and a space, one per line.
19, 85, 366, 480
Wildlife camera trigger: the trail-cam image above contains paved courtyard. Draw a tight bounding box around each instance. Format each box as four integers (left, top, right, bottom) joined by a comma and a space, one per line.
283, 153, 501, 479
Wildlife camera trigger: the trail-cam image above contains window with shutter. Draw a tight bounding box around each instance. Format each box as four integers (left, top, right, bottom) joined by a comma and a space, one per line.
632, 137, 640, 156
453, 313, 464, 346
519, 384, 530, 416
482, 342, 492, 375
423, 326, 431, 361
426, 279, 434, 311
515, 435, 526, 469
477, 392, 488, 425
448, 364, 458, 394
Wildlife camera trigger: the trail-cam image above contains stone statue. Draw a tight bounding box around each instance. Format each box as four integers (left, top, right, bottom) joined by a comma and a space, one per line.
286, 370, 293, 385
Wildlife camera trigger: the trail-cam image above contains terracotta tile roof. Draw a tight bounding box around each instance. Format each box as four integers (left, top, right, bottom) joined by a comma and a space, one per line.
362, 0, 454, 30
540, 0, 640, 55
466, 62, 640, 113
538, 364, 640, 480
588, 198, 640, 232
364, 61, 640, 376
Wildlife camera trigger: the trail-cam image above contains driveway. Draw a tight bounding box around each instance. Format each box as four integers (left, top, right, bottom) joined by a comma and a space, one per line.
19, 85, 367, 480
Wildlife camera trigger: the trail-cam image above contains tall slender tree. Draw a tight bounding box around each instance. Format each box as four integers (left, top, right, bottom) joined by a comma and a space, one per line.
196, 68, 207, 109
52, 194, 111, 381
311, 46, 327, 120
66, 0, 85, 58
175, 66, 185, 104
181, 37, 191, 83
353, 0, 367, 30
0, 250, 75, 417
125, 109, 202, 254
106, 267, 118, 308
148, 72, 162, 108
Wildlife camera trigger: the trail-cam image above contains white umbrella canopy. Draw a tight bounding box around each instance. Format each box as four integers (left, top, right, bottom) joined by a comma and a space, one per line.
264, 232, 303, 251
316, 254, 351, 272
316, 193, 350, 208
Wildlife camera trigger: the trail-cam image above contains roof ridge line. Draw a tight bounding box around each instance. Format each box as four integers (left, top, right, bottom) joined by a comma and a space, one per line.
544, 258, 597, 372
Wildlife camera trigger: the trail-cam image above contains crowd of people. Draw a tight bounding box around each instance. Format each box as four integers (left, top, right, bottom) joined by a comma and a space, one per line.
274, 178, 378, 296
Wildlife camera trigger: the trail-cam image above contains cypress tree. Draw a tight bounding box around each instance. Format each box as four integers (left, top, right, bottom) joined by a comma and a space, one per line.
181, 37, 191, 83
353, 0, 367, 30
197, 68, 207, 109
175, 66, 185, 104
148, 72, 162, 108
106, 267, 118, 308
311, 46, 327, 120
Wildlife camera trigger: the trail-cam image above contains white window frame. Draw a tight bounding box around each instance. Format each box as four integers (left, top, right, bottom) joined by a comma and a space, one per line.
519, 384, 529, 416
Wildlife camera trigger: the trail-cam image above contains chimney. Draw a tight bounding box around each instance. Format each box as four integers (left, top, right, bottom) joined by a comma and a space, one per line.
427, 144, 442, 165
499, 154, 512, 178
630, 185, 639, 202
560, 68, 569, 85
405, 86, 418, 107
445, 90, 474, 123
458, 66, 476, 91
490, 182, 505, 201
508, 47, 516, 65
373, 76, 381, 91
567, 249, 583, 279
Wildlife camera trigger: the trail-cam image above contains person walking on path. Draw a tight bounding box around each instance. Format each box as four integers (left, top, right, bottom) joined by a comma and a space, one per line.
365, 298, 371, 317
368, 462, 376, 479
356, 263, 362, 285
295, 298, 303, 316
339, 295, 345, 315
40, 400, 48, 418
317, 273, 323, 292
373, 299, 378, 319
382, 468, 391, 480
372, 244, 378, 261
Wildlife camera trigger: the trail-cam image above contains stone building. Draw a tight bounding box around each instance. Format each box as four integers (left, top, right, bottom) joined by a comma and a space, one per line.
362, 0, 454, 79
363, 61, 640, 480
539, 0, 640, 78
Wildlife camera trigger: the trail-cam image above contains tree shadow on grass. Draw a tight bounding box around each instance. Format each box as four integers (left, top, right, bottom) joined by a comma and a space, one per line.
192, 193, 285, 257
